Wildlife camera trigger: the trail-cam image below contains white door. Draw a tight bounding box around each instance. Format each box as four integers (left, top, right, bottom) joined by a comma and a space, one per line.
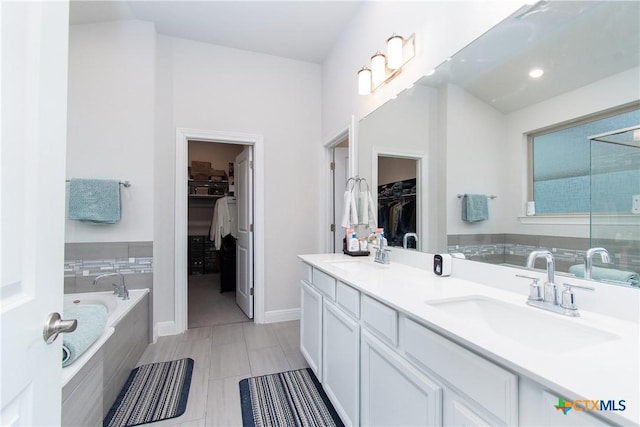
1, 1, 69, 425
235, 147, 253, 318
333, 147, 348, 253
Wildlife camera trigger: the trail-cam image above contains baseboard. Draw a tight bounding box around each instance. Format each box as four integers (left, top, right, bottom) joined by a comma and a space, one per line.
156, 320, 178, 337
263, 308, 300, 324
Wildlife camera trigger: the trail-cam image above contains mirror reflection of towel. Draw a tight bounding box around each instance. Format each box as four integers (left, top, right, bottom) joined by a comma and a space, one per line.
462, 194, 488, 223
569, 265, 639, 286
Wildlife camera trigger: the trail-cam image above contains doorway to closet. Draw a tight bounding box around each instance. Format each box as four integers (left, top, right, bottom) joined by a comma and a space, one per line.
175, 128, 264, 334
186, 140, 253, 328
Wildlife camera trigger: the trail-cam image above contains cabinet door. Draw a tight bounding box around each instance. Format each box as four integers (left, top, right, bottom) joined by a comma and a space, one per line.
540, 391, 614, 426
300, 281, 323, 380
323, 299, 359, 426
361, 330, 442, 426
444, 389, 495, 427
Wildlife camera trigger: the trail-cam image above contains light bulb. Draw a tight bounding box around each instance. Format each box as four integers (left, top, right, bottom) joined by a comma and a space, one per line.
387, 34, 404, 70
358, 67, 372, 95
529, 68, 544, 78
371, 52, 387, 87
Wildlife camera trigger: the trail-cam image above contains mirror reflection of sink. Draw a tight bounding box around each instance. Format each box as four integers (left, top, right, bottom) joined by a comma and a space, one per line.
327, 259, 389, 273
426, 296, 619, 353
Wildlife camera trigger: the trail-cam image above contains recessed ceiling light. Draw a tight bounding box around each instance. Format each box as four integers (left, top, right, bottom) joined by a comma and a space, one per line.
529, 68, 544, 78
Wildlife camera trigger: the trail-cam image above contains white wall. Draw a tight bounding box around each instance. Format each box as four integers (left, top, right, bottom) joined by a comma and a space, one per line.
154, 36, 322, 321
503, 66, 640, 237
446, 84, 508, 235
68, 22, 322, 331
322, 1, 524, 143
65, 2, 527, 332
443, 66, 640, 239
66, 21, 155, 243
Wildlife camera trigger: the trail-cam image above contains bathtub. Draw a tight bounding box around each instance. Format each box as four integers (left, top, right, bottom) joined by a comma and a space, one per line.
61, 288, 149, 387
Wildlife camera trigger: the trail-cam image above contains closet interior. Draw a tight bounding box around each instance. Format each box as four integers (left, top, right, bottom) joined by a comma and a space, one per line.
187, 140, 249, 328
377, 156, 418, 248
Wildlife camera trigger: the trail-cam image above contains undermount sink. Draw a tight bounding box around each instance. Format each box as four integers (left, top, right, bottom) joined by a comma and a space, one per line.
327, 259, 389, 273
426, 296, 619, 352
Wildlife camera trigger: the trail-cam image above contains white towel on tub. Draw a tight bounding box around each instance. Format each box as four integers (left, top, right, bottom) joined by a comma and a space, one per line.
62, 303, 108, 367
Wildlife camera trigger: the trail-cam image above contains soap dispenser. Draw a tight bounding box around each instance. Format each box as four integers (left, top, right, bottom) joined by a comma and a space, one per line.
433, 254, 452, 276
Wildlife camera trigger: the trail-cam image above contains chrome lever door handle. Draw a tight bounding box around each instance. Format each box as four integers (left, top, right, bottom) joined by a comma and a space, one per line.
43, 312, 78, 344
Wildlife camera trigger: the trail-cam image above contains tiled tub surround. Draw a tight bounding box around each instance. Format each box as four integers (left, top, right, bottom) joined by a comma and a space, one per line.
64, 241, 153, 294
448, 233, 640, 279
62, 289, 150, 426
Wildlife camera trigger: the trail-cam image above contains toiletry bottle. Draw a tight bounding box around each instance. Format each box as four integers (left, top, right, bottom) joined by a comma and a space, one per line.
374, 228, 384, 245
379, 230, 387, 247
348, 230, 359, 252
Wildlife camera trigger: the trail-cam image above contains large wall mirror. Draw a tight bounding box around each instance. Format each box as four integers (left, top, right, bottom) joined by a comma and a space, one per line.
358, 0, 640, 288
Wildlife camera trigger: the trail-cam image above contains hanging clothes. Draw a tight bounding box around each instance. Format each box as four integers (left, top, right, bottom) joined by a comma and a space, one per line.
210, 196, 238, 250
377, 178, 417, 247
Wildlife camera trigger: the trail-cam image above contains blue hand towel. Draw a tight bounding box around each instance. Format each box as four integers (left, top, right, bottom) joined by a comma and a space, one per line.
68, 178, 121, 223
62, 303, 108, 367
568, 264, 639, 286
462, 194, 489, 223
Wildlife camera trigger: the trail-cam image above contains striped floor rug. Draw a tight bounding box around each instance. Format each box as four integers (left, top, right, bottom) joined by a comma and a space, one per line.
104, 358, 194, 427
239, 368, 344, 427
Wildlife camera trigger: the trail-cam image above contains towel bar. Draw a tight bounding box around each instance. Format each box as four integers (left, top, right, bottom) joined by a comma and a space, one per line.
66, 179, 131, 188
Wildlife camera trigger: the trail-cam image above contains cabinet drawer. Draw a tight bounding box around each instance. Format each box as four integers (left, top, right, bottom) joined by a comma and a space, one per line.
336, 281, 360, 319
301, 263, 312, 283
312, 268, 336, 300
361, 295, 397, 347
401, 317, 518, 425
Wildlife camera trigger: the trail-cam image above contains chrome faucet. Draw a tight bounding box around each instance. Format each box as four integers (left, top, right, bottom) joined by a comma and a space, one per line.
526, 250, 557, 304
584, 247, 611, 279
520, 250, 595, 316
93, 272, 129, 300
402, 233, 418, 249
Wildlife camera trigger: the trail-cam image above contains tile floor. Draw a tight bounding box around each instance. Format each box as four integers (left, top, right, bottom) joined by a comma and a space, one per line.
135, 320, 307, 426
188, 274, 250, 329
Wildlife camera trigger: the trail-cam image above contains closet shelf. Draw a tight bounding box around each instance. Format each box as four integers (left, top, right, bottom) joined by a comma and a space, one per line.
379, 193, 416, 201
189, 194, 223, 199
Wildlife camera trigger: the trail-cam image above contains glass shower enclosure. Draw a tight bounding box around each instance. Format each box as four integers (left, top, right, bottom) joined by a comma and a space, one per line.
589, 125, 640, 286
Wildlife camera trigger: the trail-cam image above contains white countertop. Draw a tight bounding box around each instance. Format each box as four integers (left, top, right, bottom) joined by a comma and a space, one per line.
299, 253, 639, 426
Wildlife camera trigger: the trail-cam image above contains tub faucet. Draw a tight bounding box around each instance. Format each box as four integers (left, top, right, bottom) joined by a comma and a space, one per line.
584, 247, 611, 279
402, 233, 418, 249
525, 250, 556, 304
93, 272, 129, 300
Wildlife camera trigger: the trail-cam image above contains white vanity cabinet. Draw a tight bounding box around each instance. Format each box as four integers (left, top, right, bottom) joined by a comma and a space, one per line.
300, 264, 361, 426
322, 298, 360, 426
361, 330, 442, 426
300, 280, 323, 379
518, 381, 615, 426
401, 316, 519, 426
300, 262, 519, 426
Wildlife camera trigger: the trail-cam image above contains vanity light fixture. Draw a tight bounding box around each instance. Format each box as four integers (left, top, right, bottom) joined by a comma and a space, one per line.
387, 34, 404, 70
358, 66, 372, 95
529, 68, 545, 78
371, 52, 387, 86
357, 33, 416, 95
